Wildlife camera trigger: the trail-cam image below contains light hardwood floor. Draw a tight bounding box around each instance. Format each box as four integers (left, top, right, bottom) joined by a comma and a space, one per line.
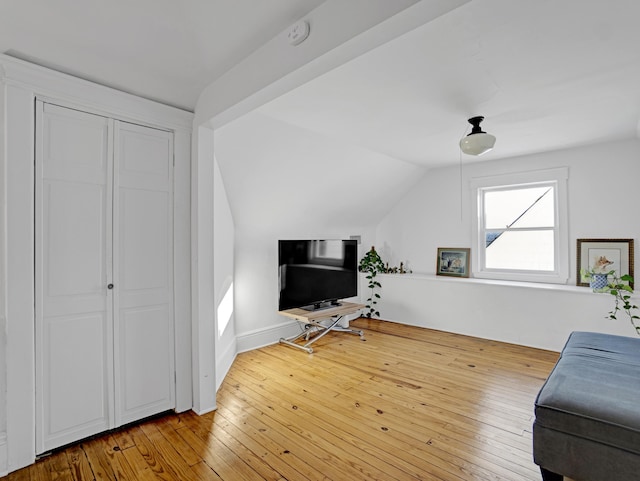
3, 318, 560, 481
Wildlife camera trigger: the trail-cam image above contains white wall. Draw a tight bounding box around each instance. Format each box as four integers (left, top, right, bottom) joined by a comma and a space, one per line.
0, 73, 6, 475
191, 126, 217, 414
373, 139, 640, 350
213, 155, 236, 389
214, 109, 424, 351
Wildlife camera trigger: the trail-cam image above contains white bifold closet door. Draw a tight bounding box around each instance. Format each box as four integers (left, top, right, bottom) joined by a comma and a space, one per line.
35, 102, 175, 453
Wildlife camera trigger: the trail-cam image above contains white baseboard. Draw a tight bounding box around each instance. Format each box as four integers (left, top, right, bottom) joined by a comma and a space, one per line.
236, 320, 300, 353
0, 432, 7, 477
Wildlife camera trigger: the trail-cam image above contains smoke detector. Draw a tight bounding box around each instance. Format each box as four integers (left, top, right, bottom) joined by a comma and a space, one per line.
287, 20, 310, 46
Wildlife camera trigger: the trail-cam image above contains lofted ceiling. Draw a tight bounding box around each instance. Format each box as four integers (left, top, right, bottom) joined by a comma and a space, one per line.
2, 0, 640, 235
0, 0, 326, 111
214, 0, 640, 234
253, 0, 640, 168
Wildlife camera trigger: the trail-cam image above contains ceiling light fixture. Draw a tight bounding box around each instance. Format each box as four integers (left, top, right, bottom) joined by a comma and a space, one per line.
459, 116, 496, 156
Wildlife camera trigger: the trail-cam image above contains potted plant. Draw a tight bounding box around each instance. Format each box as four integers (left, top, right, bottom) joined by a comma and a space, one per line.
585, 269, 639, 335
358, 246, 385, 318
580, 256, 615, 290
603, 272, 639, 335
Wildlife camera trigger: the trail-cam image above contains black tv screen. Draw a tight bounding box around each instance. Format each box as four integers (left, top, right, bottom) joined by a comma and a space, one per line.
278, 239, 358, 311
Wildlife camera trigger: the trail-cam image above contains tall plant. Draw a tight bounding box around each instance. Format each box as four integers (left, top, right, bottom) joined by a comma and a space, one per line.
358, 246, 385, 318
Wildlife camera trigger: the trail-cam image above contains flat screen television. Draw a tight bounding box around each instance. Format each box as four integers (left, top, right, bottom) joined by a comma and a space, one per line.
278, 239, 358, 311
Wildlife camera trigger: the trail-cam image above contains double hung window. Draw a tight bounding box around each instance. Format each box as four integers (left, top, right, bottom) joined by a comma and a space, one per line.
472, 168, 569, 283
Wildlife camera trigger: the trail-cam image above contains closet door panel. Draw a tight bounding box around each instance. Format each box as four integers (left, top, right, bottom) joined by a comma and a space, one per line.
44, 181, 106, 303
36, 103, 114, 453
120, 305, 172, 416
44, 313, 109, 435
114, 122, 175, 425
120, 189, 171, 291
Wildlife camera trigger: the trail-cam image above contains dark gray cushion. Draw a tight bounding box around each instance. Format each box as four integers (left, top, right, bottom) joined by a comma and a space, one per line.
535, 331, 640, 455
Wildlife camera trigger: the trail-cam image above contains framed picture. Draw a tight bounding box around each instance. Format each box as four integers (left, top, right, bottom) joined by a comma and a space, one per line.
576, 238, 634, 288
437, 248, 470, 278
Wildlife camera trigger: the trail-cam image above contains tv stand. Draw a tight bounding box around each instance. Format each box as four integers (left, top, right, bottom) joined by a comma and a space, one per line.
278, 301, 365, 353
301, 300, 342, 312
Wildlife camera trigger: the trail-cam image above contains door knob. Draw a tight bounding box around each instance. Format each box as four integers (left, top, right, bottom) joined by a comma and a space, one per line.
107, 284, 114, 289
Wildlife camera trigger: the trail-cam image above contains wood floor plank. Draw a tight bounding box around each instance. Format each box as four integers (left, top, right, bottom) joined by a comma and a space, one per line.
173, 417, 266, 481
65, 445, 95, 481
188, 461, 224, 481
47, 451, 74, 481
3, 318, 559, 481
29, 458, 52, 481
77, 439, 113, 481
137, 422, 204, 481
153, 418, 203, 467
90, 435, 137, 481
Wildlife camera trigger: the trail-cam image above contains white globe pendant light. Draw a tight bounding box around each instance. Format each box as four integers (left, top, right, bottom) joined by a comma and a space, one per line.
459, 116, 496, 156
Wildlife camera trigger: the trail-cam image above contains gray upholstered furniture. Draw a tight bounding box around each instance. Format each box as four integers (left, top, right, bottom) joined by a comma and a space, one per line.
533, 331, 640, 481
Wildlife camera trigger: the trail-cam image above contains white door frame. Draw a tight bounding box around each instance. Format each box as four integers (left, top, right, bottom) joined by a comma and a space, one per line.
1, 55, 193, 473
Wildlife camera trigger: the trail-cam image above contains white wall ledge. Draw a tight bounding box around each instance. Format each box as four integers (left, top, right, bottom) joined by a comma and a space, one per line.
364, 271, 636, 351
374, 272, 601, 295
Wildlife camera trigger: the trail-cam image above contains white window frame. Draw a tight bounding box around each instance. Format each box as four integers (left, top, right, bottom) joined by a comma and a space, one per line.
471, 168, 569, 284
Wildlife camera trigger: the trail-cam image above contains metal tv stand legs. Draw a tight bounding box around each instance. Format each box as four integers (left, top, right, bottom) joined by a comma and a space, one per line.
279, 314, 364, 353
278, 302, 365, 353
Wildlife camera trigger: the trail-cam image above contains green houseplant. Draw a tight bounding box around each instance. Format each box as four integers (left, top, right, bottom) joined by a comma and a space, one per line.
584, 269, 640, 335
358, 246, 385, 318
603, 273, 639, 335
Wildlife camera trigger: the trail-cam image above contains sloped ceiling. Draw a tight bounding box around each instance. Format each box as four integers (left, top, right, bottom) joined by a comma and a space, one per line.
214, 111, 425, 234
254, 0, 640, 167
0, 0, 326, 111
2, 0, 640, 235
214, 0, 640, 234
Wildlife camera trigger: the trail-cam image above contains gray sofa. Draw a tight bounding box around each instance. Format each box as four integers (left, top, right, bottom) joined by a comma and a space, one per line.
533, 331, 640, 481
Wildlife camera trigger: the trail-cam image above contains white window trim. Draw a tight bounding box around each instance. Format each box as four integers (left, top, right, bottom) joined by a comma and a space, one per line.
471, 168, 569, 284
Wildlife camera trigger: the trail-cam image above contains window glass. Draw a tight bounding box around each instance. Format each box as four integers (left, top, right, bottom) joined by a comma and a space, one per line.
485, 230, 555, 271
484, 186, 555, 229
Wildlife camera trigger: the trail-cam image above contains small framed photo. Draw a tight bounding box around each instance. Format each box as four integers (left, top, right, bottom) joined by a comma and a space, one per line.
577, 238, 634, 288
437, 248, 471, 278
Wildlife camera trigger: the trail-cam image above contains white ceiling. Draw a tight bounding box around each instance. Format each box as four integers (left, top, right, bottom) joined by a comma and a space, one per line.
255, 0, 640, 168
214, 0, 640, 235
2, 0, 639, 162
0, 0, 325, 111
2, 0, 640, 235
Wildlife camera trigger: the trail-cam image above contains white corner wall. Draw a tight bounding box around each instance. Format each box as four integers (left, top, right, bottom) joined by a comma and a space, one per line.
0, 65, 7, 477
373, 139, 640, 351
197, 0, 473, 355
213, 155, 236, 389
191, 126, 217, 414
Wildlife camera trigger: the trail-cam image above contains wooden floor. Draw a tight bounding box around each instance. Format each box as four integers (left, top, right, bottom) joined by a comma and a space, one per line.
4, 318, 560, 481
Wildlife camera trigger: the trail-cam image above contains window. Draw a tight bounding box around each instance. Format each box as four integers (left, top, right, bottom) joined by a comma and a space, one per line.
471, 168, 569, 283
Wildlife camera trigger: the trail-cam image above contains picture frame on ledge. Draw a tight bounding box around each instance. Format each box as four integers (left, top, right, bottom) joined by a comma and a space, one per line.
576, 238, 634, 288
436, 248, 470, 278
